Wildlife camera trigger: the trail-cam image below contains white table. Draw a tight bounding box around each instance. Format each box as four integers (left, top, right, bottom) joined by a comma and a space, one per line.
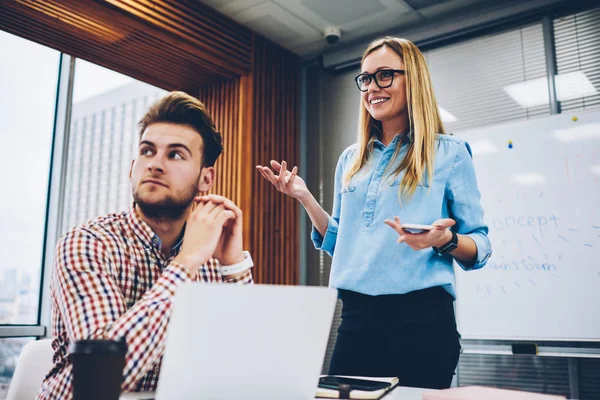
386, 386, 436, 399
120, 386, 435, 399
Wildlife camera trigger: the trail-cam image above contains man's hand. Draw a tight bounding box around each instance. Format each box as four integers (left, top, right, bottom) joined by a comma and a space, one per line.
174, 198, 236, 274
196, 195, 245, 266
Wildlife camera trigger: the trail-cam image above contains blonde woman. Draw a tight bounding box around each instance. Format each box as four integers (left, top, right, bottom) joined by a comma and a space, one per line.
257, 37, 491, 389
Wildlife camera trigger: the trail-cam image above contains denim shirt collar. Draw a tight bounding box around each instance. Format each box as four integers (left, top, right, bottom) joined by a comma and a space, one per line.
372, 129, 412, 150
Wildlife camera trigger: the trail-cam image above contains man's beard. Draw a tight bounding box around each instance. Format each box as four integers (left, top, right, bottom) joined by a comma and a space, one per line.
133, 180, 199, 222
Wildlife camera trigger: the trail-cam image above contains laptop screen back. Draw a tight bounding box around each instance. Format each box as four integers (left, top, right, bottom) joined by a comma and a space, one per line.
156, 283, 337, 400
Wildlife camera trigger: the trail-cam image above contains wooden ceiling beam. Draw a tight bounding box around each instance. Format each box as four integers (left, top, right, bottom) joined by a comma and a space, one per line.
0, 0, 254, 89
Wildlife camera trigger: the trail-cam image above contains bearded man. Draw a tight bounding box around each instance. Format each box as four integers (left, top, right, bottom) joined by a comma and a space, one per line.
39, 91, 253, 400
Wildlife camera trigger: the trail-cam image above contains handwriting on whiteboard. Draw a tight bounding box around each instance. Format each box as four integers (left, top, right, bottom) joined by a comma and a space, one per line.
490, 214, 560, 237
488, 257, 557, 273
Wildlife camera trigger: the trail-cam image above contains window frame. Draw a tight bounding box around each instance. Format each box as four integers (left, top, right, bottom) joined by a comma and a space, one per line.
0, 53, 74, 339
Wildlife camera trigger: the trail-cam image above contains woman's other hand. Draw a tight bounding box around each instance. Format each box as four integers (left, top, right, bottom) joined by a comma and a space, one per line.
256, 160, 310, 201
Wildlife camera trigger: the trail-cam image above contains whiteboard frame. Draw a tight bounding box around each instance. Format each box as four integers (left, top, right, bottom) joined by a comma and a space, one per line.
461, 343, 600, 358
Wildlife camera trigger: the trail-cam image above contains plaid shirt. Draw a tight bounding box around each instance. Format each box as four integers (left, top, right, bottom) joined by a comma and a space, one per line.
38, 204, 253, 400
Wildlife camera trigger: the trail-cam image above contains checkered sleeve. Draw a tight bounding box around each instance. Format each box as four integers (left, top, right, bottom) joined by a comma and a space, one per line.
53, 228, 195, 391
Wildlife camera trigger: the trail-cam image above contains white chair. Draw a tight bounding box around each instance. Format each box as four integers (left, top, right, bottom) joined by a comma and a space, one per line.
6, 339, 53, 400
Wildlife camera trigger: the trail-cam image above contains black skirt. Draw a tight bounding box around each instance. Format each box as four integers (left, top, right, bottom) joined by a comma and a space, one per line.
329, 286, 461, 389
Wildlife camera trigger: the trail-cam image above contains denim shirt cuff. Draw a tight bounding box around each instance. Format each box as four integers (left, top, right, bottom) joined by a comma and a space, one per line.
311, 216, 338, 257
456, 231, 491, 271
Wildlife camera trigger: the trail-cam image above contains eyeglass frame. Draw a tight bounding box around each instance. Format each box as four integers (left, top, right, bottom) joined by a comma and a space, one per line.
354, 69, 406, 92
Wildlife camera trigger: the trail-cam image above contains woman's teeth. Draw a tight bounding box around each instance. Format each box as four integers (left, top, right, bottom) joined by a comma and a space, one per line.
370, 98, 389, 105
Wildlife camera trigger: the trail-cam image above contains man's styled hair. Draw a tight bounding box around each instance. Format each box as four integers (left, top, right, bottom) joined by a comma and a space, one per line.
138, 91, 223, 167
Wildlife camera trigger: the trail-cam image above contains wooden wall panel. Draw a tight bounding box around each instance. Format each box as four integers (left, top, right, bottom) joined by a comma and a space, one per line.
194, 37, 300, 285
196, 78, 243, 206
250, 37, 300, 285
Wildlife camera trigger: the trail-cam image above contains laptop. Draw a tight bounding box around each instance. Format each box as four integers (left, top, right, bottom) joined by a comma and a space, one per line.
148, 283, 337, 400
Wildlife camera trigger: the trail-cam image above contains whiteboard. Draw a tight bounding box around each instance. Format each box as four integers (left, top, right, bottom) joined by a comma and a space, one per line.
454, 111, 600, 341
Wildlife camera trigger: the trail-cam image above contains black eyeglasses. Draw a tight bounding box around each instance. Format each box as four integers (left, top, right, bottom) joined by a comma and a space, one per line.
354, 69, 405, 92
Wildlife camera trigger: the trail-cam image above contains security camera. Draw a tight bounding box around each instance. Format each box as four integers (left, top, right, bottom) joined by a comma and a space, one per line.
324, 27, 341, 44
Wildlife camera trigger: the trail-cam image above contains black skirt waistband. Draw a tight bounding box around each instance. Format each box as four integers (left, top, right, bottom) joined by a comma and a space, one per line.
337, 286, 456, 330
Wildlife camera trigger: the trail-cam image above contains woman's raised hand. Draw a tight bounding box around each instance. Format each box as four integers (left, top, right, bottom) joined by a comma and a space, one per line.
256, 160, 309, 201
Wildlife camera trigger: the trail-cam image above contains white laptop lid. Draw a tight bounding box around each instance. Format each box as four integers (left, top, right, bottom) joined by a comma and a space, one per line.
155, 283, 337, 400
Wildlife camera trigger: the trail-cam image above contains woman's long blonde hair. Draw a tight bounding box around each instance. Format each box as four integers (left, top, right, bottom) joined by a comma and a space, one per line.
344, 37, 446, 199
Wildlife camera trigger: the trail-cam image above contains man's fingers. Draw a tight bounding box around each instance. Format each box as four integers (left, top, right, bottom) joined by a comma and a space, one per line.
214, 197, 242, 219
207, 203, 226, 218
196, 194, 233, 208
193, 200, 218, 216
197, 194, 226, 204
216, 209, 236, 225
196, 195, 242, 219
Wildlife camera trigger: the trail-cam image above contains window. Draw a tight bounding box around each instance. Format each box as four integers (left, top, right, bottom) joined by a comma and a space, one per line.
0, 30, 60, 399
426, 23, 550, 132
0, 31, 59, 325
554, 7, 600, 112
61, 60, 166, 234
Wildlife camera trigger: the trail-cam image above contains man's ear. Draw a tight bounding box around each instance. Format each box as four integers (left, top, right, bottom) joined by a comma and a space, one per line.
197, 166, 215, 194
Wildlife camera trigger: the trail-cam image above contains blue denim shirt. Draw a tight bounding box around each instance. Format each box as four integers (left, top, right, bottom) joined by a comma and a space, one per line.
311, 133, 492, 297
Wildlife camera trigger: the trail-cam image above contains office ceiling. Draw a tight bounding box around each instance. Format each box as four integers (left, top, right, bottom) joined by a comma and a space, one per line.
197, 0, 492, 57
0, 0, 255, 89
